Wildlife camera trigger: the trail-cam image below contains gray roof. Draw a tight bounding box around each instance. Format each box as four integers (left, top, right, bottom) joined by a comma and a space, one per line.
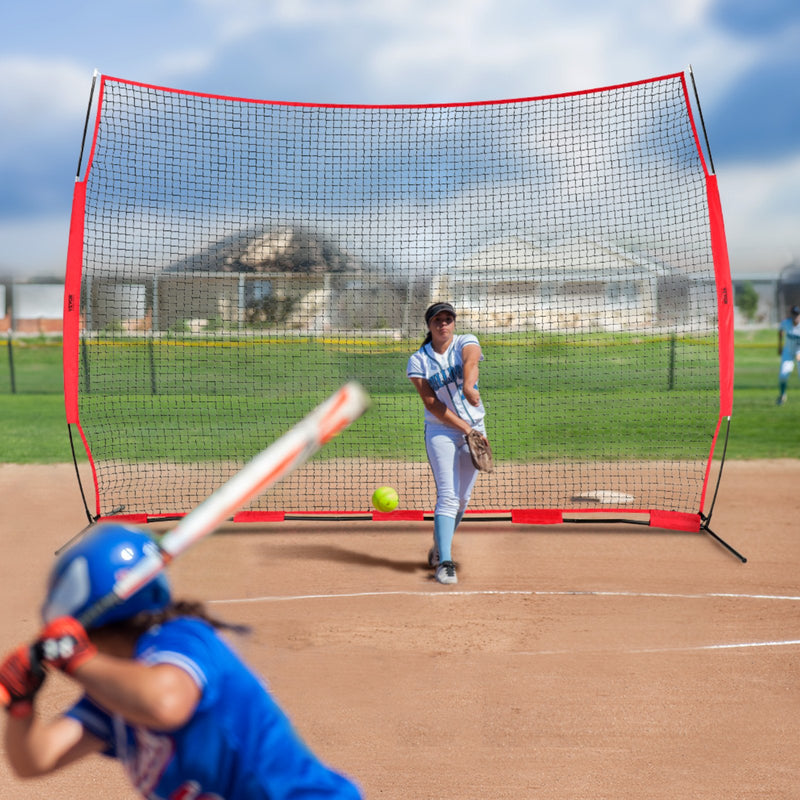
166, 225, 363, 274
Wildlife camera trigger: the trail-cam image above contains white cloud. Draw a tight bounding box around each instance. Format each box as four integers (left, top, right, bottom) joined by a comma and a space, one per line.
179, 0, 772, 108
0, 0, 797, 278
0, 57, 90, 126
0, 57, 92, 157
718, 155, 800, 271
0, 214, 71, 276
188, 0, 339, 40
343, 0, 733, 101
153, 49, 218, 80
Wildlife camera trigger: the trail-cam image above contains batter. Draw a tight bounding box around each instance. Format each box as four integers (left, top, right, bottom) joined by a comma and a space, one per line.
0, 524, 362, 799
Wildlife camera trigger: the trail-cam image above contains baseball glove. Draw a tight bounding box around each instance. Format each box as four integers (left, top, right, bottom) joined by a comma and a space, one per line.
465, 429, 494, 472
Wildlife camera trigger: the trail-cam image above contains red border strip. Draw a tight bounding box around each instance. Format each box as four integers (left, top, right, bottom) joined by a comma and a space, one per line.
96, 507, 705, 534
62, 179, 86, 425
707, 175, 734, 418
698, 174, 735, 513
233, 511, 286, 523
649, 510, 702, 533
512, 509, 564, 524
101, 72, 684, 111
372, 510, 426, 521
678, 71, 734, 514
97, 513, 150, 524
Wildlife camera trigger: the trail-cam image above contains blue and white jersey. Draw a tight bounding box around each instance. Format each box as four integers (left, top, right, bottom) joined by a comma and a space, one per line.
407, 334, 485, 428
66, 617, 362, 800
780, 317, 800, 360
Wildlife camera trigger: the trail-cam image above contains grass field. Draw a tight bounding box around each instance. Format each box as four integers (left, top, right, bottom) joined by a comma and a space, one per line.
0, 329, 797, 462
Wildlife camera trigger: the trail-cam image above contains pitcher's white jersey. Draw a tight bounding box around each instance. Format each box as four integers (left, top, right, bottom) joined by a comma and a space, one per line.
407, 334, 485, 427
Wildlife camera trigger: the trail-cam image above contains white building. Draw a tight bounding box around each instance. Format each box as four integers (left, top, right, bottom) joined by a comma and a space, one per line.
430, 237, 714, 334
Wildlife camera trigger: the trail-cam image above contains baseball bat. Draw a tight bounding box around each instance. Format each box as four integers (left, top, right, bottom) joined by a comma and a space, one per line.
81, 380, 369, 627
0, 382, 369, 706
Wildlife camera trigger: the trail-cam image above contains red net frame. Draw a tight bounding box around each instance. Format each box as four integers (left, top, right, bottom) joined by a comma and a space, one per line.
62, 70, 734, 541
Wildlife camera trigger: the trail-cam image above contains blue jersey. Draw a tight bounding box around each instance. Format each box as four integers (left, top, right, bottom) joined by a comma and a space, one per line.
407, 333, 485, 428
66, 617, 362, 800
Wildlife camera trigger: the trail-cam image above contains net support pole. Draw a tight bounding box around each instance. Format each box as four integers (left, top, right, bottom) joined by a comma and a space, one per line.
701, 522, 746, 563
699, 417, 745, 562
6, 332, 16, 394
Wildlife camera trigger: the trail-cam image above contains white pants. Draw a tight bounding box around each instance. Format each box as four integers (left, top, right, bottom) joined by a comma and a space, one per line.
424, 420, 484, 518
779, 357, 798, 380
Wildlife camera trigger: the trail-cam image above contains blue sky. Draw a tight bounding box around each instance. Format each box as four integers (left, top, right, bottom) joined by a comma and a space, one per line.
1, 0, 798, 278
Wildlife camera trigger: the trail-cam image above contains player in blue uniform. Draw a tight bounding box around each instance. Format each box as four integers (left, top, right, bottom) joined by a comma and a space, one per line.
777, 304, 800, 405
407, 302, 488, 585
0, 524, 362, 799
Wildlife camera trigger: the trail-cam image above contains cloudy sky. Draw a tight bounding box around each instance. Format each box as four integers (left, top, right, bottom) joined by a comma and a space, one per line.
1, 0, 798, 279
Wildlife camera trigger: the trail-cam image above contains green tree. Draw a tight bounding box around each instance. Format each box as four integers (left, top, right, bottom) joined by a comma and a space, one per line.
735, 281, 759, 321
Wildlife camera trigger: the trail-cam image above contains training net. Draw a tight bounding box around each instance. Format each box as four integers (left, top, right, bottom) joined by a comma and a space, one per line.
63, 71, 733, 531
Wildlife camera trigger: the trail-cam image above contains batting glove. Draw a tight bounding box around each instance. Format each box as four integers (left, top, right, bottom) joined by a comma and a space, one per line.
35, 616, 98, 675
0, 644, 46, 719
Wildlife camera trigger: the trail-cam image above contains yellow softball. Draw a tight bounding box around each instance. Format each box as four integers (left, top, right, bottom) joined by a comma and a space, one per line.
371, 486, 399, 512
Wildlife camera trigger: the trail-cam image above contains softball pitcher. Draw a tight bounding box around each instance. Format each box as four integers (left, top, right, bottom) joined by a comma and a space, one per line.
407, 302, 489, 585
777, 304, 800, 405
0, 524, 362, 800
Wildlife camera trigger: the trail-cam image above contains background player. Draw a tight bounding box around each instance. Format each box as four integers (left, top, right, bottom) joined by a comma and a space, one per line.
407, 302, 489, 585
777, 304, 800, 405
0, 523, 362, 799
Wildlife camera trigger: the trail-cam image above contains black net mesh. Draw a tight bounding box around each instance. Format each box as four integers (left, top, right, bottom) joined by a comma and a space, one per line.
71, 74, 722, 519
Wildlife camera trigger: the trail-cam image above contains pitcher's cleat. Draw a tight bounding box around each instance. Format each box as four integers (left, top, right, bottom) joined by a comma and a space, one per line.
435, 560, 457, 585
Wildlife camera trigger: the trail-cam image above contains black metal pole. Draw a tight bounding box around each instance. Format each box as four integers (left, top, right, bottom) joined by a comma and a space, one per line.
699, 417, 745, 561
67, 424, 93, 526
81, 339, 91, 393
668, 332, 676, 390
701, 522, 747, 563
76, 71, 99, 178
7, 332, 16, 394
705, 416, 731, 524
149, 335, 158, 395
688, 65, 716, 175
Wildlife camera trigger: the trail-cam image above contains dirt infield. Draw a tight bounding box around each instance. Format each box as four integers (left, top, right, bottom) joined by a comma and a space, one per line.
1, 460, 798, 799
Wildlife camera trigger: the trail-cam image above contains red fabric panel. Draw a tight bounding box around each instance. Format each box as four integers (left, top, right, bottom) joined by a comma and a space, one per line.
372, 510, 426, 521
511, 509, 564, 524
649, 510, 702, 532
63, 179, 86, 424
233, 511, 286, 522
98, 513, 150, 524
283, 510, 376, 517
707, 175, 734, 418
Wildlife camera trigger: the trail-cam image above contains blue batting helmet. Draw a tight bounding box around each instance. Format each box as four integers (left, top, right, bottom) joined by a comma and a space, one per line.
42, 523, 171, 628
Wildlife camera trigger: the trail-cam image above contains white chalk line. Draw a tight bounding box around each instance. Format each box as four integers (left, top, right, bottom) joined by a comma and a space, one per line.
210, 588, 800, 604
209, 588, 800, 655
519, 639, 800, 656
